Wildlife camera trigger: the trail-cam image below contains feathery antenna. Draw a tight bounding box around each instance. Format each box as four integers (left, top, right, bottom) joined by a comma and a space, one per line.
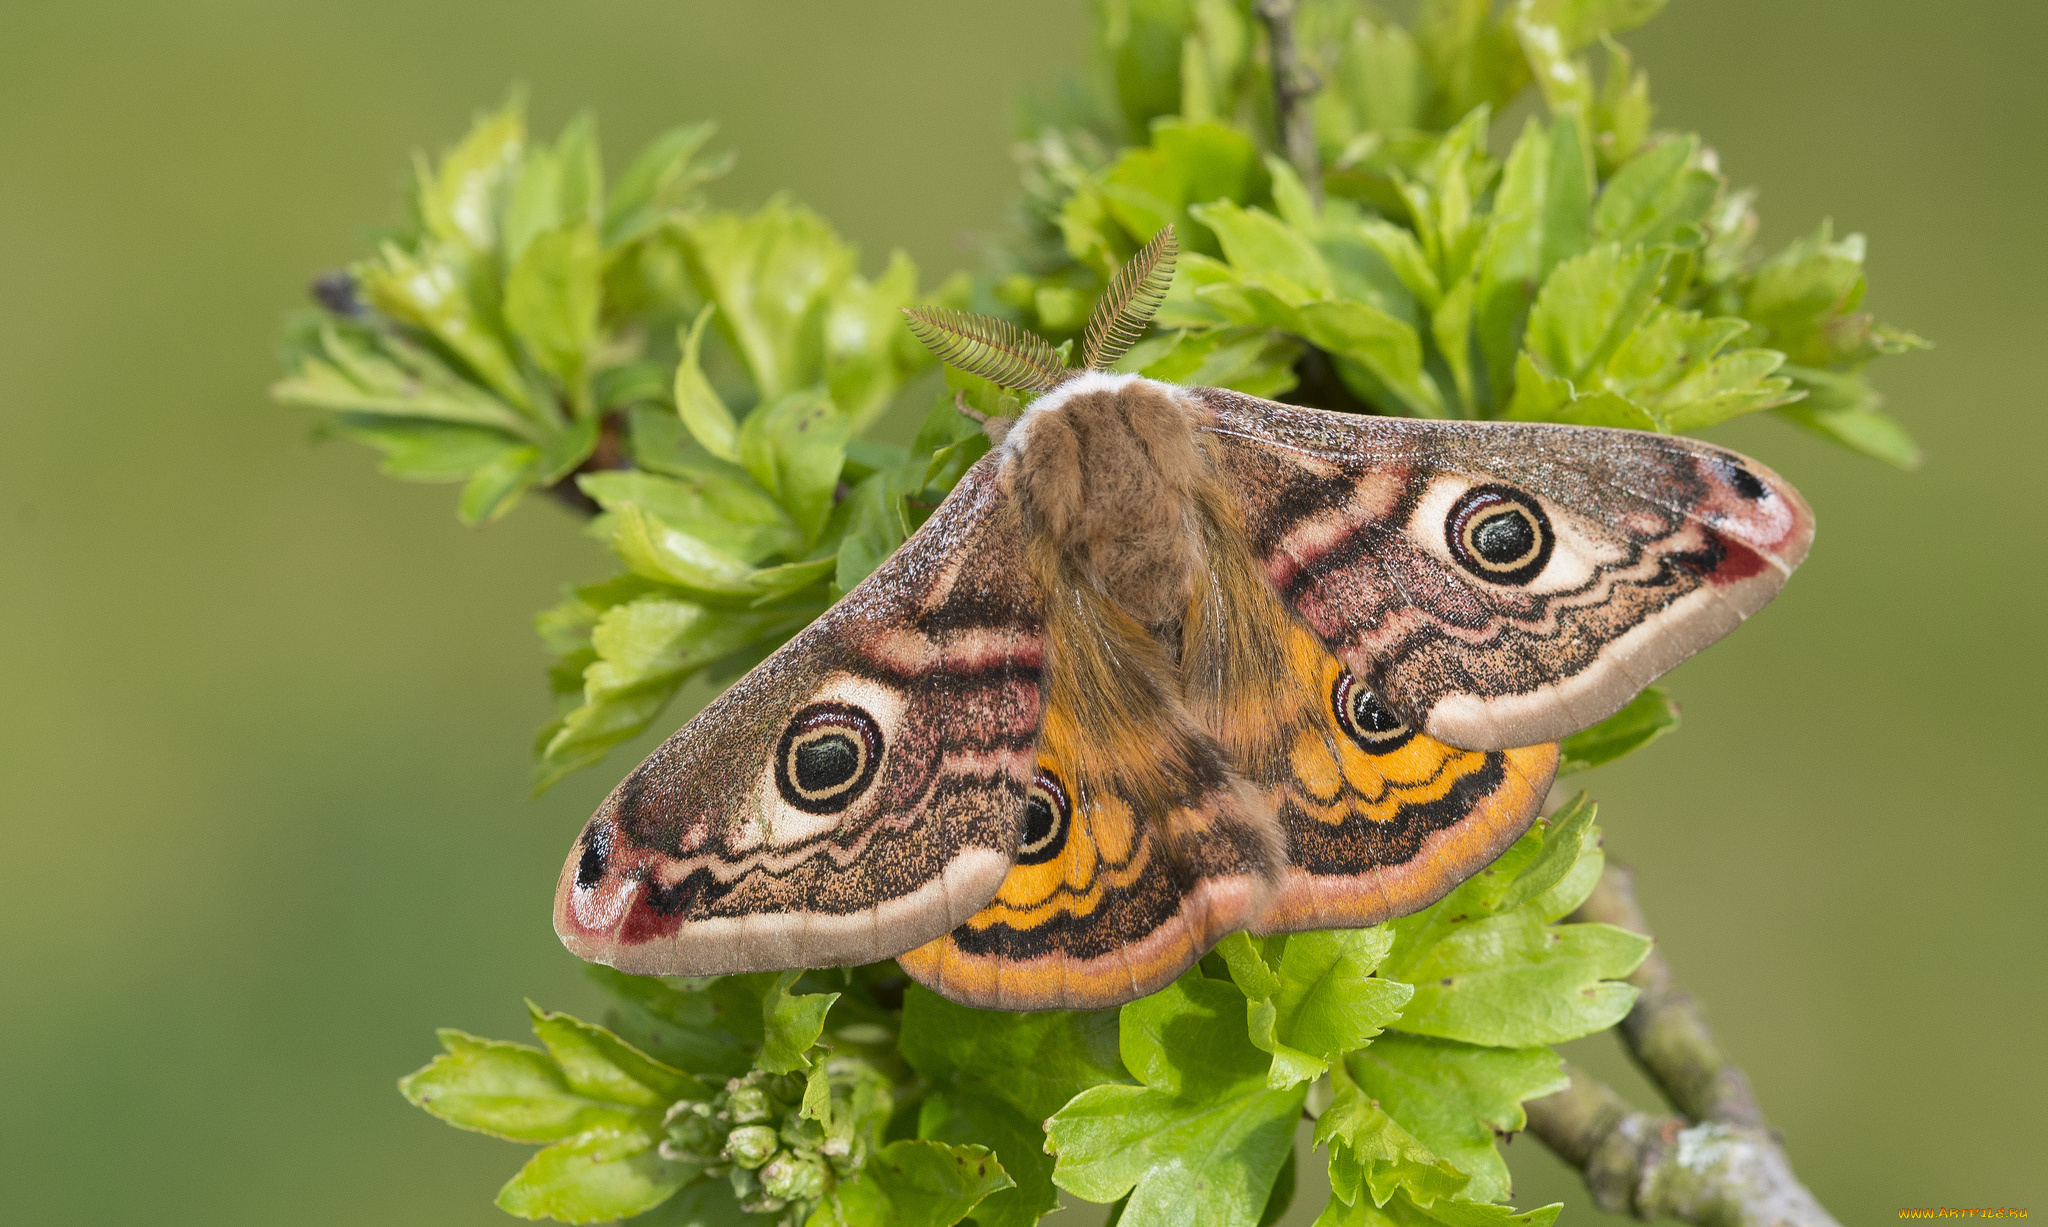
900, 226, 1177, 392
1081, 225, 1178, 372
900, 307, 1068, 392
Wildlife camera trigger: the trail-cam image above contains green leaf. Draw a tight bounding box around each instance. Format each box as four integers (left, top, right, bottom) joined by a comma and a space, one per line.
609, 504, 765, 598
1316, 1057, 1468, 1211
1592, 135, 1717, 250
272, 324, 532, 433
916, 1092, 1058, 1227
400, 1029, 644, 1144
538, 596, 810, 789
826, 249, 923, 430
1472, 114, 1592, 410
505, 221, 603, 395
757, 970, 840, 1074
1192, 200, 1335, 302
674, 305, 741, 463
458, 445, 539, 524
495, 1122, 688, 1224
1218, 931, 1413, 1089
606, 121, 727, 249
1316, 1187, 1561, 1227
1558, 687, 1678, 773
680, 199, 857, 398
554, 111, 604, 227
1046, 973, 1304, 1226
1489, 796, 1599, 919
528, 1002, 708, 1107
360, 243, 537, 416
327, 418, 525, 482
1777, 365, 1923, 469
813, 1141, 1014, 1227
415, 99, 523, 256
1389, 913, 1650, 1047
1344, 1034, 1567, 1205
1521, 242, 1666, 384
1266, 930, 1412, 1077
1096, 120, 1270, 260
899, 984, 1128, 1123
739, 391, 852, 546
579, 468, 801, 564
584, 967, 756, 1078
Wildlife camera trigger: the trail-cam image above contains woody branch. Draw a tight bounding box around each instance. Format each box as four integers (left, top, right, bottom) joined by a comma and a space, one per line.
1255, 0, 1323, 205
1523, 861, 1841, 1226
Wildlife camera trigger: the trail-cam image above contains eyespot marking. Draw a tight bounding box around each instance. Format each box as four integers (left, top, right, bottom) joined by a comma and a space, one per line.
1445, 484, 1555, 585
1333, 670, 1414, 755
1015, 768, 1072, 865
775, 702, 883, 815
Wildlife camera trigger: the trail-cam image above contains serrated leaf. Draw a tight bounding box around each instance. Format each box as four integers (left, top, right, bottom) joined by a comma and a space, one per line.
606, 121, 725, 249
1316, 1057, 1468, 1211
738, 391, 851, 547
1777, 366, 1923, 468
328, 418, 526, 482
826, 249, 923, 428
1489, 796, 1597, 918
917, 1093, 1058, 1227
585, 967, 756, 1079
360, 243, 536, 415
1391, 913, 1649, 1047
495, 1121, 688, 1224
1522, 242, 1666, 383
527, 1002, 707, 1108
538, 596, 811, 790
674, 304, 740, 462
400, 1029, 645, 1144
458, 445, 540, 524
505, 220, 603, 394
272, 325, 532, 433
579, 468, 800, 564
812, 1141, 1013, 1227
1267, 930, 1412, 1075
757, 969, 839, 1074
1193, 201, 1333, 303
1046, 973, 1303, 1226
609, 504, 763, 597
1346, 1033, 1568, 1204
1559, 688, 1678, 773
899, 984, 1128, 1123
1592, 135, 1717, 250
416, 100, 523, 256
680, 199, 856, 398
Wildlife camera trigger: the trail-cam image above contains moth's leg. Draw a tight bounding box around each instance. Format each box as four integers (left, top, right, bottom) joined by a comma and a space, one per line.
954, 391, 1015, 445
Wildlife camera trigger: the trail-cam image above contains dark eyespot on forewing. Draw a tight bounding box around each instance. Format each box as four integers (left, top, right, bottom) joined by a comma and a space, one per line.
775, 702, 883, 814
1445, 485, 1555, 586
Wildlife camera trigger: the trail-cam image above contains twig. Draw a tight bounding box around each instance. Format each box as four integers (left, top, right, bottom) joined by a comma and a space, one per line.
1576, 862, 1768, 1129
1521, 862, 1839, 1225
1254, 0, 1323, 206
543, 411, 628, 517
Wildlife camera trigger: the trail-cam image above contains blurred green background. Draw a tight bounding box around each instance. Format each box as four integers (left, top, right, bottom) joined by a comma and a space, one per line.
1, 2, 2040, 1223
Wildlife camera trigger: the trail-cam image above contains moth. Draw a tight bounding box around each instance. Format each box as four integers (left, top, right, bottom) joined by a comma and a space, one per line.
556, 227, 1813, 1011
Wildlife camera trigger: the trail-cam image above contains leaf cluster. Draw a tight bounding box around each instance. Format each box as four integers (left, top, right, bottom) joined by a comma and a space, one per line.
403, 800, 1641, 1225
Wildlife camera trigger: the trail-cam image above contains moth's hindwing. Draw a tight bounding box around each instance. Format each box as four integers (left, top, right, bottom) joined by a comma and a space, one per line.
1181, 487, 1556, 933
897, 553, 1282, 1011
1190, 386, 1815, 750
554, 454, 1046, 976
